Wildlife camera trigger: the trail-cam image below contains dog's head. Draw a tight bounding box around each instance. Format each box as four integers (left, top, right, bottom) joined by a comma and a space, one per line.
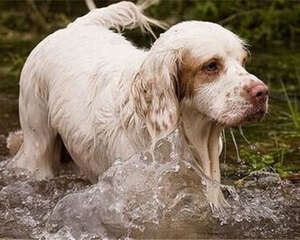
132, 21, 268, 137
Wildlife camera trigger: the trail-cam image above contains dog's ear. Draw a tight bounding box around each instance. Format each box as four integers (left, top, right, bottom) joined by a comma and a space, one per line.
132, 50, 183, 138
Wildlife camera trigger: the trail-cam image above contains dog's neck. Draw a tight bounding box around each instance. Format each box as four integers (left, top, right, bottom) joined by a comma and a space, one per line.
180, 103, 226, 207
180, 103, 224, 182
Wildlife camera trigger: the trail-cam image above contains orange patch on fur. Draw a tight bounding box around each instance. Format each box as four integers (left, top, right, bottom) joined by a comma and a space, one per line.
179, 50, 223, 98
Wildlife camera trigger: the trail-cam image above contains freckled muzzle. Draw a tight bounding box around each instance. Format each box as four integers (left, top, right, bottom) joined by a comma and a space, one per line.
243, 82, 269, 122
219, 81, 269, 127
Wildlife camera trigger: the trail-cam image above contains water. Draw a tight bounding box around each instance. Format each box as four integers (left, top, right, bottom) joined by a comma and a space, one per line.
0, 129, 299, 239
0, 160, 90, 239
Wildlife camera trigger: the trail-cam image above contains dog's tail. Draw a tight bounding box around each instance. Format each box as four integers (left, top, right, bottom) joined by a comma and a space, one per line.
72, 1, 167, 37
6, 130, 23, 156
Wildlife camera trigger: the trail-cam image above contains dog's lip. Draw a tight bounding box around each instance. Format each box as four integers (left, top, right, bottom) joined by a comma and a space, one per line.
244, 109, 266, 122
209, 106, 267, 128
200, 103, 267, 128
226, 108, 266, 127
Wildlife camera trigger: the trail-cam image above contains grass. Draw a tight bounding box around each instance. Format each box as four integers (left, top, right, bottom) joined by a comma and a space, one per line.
240, 138, 295, 177
280, 78, 300, 129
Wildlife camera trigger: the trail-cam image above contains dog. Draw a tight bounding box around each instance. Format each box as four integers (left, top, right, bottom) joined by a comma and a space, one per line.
9, 1, 268, 206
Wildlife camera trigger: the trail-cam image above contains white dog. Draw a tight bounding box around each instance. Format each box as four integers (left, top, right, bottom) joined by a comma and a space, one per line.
9, 1, 268, 206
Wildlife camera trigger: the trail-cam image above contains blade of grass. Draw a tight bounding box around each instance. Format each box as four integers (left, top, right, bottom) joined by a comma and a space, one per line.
280, 80, 300, 129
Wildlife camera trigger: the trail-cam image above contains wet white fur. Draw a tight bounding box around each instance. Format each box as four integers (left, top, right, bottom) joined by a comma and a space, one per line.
9, 1, 264, 206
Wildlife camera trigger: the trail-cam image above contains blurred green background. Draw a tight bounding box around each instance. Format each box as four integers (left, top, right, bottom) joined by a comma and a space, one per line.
0, 0, 299, 179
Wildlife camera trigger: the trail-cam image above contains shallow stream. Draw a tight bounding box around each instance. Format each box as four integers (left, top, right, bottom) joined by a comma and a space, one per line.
0, 129, 299, 239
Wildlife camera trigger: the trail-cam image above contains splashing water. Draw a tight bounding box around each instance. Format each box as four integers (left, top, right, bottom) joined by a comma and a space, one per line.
0, 129, 299, 239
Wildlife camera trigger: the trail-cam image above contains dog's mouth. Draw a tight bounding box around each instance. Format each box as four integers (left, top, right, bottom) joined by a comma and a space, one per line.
243, 106, 267, 122
211, 104, 268, 128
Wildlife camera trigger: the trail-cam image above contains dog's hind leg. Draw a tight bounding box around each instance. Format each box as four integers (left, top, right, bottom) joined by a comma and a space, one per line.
9, 74, 62, 180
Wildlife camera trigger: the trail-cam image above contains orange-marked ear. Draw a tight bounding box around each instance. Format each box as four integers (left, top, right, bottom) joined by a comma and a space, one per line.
131, 50, 182, 138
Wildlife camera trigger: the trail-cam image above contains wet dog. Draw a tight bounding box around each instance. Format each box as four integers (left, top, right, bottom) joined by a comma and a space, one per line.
9, 1, 268, 207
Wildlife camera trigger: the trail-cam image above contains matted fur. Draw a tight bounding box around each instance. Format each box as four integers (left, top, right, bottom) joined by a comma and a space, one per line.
9, 1, 268, 207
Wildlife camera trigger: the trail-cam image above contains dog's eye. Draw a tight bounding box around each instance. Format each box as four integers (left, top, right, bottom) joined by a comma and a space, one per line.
205, 61, 218, 72
242, 57, 247, 67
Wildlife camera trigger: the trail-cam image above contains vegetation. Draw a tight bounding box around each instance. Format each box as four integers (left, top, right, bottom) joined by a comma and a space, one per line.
280, 78, 300, 129
0, 0, 299, 178
149, 0, 300, 47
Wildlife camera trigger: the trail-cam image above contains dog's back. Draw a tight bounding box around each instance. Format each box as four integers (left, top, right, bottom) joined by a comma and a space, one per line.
9, 1, 163, 181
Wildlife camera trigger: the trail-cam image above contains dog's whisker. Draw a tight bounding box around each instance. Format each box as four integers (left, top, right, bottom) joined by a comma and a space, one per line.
238, 125, 251, 145
229, 128, 242, 163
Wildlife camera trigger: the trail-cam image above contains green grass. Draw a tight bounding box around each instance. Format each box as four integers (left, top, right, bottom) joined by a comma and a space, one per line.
280, 78, 300, 129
